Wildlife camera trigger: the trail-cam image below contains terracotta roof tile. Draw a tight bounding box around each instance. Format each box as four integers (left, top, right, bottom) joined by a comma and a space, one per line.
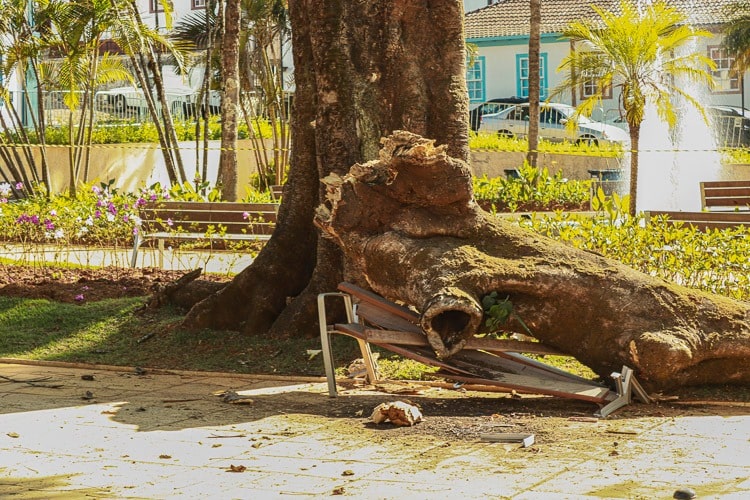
465, 0, 737, 39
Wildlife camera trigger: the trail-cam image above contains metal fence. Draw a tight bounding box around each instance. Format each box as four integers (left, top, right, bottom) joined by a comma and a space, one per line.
4, 90, 289, 127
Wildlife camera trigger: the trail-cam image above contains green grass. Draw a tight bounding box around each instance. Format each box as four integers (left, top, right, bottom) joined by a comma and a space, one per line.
0, 295, 367, 376
0, 294, 596, 381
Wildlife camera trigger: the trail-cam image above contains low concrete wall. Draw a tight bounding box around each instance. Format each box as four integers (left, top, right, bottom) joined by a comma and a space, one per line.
7, 140, 276, 199
6, 143, 749, 195
469, 151, 625, 180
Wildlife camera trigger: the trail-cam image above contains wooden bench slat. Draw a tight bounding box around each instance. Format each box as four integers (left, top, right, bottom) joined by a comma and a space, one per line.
646, 210, 750, 231
131, 201, 280, 267
700, 180, 750, 211
140, 211, 278, 224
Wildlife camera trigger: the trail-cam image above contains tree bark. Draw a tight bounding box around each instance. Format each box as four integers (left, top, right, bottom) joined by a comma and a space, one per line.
183, 0, 469, 337
218, 0, 241, 201
315, 131, 750, 392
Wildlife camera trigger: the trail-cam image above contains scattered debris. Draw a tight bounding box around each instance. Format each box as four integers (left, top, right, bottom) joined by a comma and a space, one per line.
226, 464, 247, 473
332, 486, 346, 495
306, 349, 322, 360
606, 428, 639, 435
162, 398, 202, 403
568, 416, 599, 423
82, 391, 94, 400
80, 374, 95, 381
0, 374, 63, 389
219, 390, 254, 404
6, 432, 19, 438
134, 367, 147, 376
370, 401, 423, 427
347, 353, 380, 378
158, 454, 172, 459
480, 433, 535, 448
136, 331, 158, 344
673, 487, 697, 499
341, 470, 355, 476
208, 434, 246, 439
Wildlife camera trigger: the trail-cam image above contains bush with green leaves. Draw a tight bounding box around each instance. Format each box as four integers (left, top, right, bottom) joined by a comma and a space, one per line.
473, 164, 592, 212
519, 202, 749, 301
469, 132, 624, 157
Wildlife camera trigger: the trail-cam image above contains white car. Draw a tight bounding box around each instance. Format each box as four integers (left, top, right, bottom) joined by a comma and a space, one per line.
479, 102, 630, 146
95, 85, 220, 120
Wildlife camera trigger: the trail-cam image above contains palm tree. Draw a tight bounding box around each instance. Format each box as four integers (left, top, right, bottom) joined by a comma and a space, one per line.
41, 0, 133, 195
552, 0, 715, 216
722, 1, 750, 103
527, 0, 541, 168
170, 0, 291, 193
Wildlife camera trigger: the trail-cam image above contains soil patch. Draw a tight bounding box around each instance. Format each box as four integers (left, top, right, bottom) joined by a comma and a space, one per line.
0, 265, 230, 303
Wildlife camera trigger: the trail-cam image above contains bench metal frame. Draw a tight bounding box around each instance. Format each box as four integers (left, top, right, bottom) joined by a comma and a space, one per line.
318, 283, 650, 418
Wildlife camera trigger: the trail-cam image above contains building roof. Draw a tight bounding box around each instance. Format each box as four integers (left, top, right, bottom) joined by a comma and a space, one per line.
465, 0, 738, 39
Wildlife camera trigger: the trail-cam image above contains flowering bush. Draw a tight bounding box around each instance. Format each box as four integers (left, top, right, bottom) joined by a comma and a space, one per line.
0, 182, 172, 249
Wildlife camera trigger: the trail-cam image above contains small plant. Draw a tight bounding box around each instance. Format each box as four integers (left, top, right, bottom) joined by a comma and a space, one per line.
473, 164, 592, 212
480, 291, 532, 335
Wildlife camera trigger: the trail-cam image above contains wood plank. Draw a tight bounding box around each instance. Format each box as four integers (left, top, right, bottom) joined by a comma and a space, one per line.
331, 323, 612, 404
363, 329, 564, 355
356, 304, 422, 334
338, 282, 421, 323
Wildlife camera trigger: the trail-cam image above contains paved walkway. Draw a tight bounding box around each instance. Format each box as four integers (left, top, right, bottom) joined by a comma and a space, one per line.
1, 360, 749, 499
0, 243, 254, 274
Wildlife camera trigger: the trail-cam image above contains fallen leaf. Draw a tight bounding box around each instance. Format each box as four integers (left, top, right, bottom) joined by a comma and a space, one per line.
6, 432, 19, 438
342, 470, 354, 476
227, 464, 246, 473
332, 487, 345, 495
159, 454, 172, 459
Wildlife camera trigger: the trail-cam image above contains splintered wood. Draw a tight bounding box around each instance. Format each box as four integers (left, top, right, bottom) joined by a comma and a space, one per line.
370, 401, 423, 426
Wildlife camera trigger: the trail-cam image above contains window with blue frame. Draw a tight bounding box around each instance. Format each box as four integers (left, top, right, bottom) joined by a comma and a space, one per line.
516, 53, 547, 99
466, 56, 485, 103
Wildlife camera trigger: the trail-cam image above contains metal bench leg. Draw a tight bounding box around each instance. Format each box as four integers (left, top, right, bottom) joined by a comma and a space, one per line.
595, 365, 650, 418
131, 233, 141, 268
158, 239, 165, 268
317, 293, 348, 397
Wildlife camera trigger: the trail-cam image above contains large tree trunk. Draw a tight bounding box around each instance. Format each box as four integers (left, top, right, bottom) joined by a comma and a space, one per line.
315, 131, 750, 392
183, 0, 469, 337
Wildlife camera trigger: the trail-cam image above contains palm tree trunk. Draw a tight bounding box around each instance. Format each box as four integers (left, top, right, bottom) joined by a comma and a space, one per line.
628, 126, 640, 216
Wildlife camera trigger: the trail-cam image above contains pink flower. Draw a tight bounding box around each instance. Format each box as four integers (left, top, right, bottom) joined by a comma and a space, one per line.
75, 294, 85, 301
15, 182, 23, 190
166, 218, 173, 227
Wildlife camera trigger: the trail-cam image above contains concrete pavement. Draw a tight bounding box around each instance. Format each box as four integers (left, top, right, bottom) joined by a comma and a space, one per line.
1, 360, 749, 499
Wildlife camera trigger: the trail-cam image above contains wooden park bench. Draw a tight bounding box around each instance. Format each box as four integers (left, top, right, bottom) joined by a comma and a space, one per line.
131, 201, 278, 267
645, 180, 750, 231
317, 282, 650, 418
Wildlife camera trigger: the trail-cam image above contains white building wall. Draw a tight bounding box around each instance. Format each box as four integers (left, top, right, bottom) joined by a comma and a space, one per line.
472, 31, 750, 121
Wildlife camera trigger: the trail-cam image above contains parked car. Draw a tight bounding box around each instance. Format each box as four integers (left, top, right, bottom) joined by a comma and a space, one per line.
479, 102, 630, 146
707, 105, 750, 147
469, 97, 527, 131
95, 84, 220, 120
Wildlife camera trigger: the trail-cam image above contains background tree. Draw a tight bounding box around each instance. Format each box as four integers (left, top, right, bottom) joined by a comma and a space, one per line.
0, 0, 53, 194
722, 0, 750, 98
108, 0, 189, 185
170, 0, 292, 194
217, 0, 241, 200
183, 0, 469, 337
40, 0, 132, 195
526, 0, 541, 168
551, 0, 715, 216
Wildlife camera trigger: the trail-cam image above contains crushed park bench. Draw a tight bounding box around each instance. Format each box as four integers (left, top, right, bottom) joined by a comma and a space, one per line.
317, 282, 650, 418
645, 180, 750, 231
131, 201, 278, 267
